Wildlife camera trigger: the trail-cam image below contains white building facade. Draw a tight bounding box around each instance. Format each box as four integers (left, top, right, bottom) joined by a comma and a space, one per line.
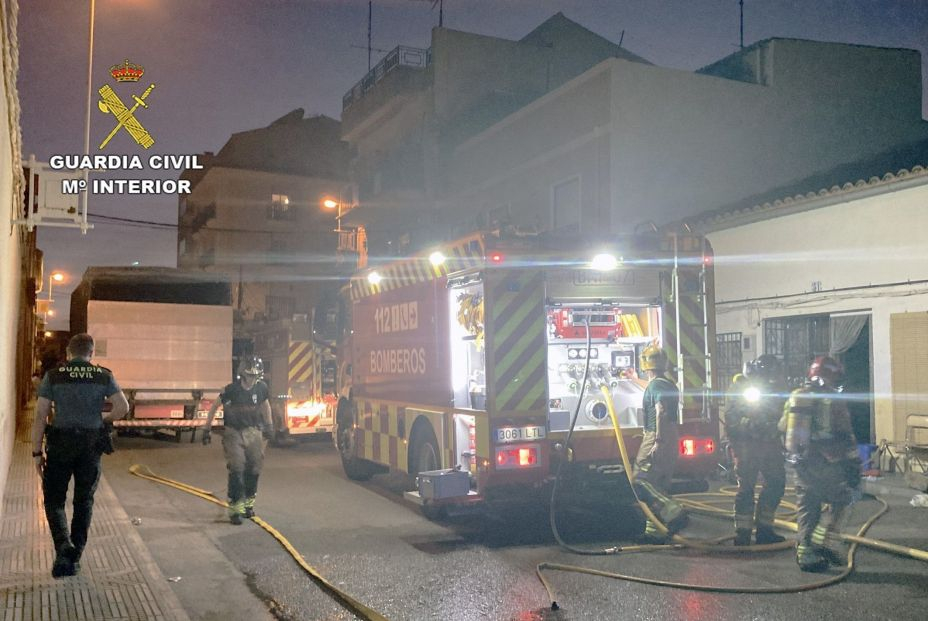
701, 168, 928, 448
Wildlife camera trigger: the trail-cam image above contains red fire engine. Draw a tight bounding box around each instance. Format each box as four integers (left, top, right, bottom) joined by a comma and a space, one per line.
333, 230, 718, 514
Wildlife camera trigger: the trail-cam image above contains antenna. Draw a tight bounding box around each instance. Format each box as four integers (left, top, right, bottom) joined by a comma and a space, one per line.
739, 0, 744, 49
409, 0, 444, 28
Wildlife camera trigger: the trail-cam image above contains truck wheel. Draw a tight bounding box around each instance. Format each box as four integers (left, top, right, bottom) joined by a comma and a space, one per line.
411, 427, 446, 520
412, 427, 440, 475
336, 398, 377, 481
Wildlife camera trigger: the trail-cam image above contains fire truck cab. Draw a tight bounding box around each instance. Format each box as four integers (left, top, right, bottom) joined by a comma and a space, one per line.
334, 230, 718, 514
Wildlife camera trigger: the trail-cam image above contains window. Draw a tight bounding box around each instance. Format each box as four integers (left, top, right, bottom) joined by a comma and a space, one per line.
551, 177, 580, 232
764, 315, 830, 385
266, 296, 294, 321
267, 194, 294, 221
716, 332, 743, 399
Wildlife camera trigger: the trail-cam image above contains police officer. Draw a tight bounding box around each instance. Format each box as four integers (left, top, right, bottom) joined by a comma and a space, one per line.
723, 354, 787, 546
203, 356, 273, 524
31, 333, 129, 578
783, 356, 860, 572
634, 345, 686, 543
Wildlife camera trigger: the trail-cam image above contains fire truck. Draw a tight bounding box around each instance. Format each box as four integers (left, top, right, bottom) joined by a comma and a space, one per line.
252, 314, 338, 439
333, 230, 718, 514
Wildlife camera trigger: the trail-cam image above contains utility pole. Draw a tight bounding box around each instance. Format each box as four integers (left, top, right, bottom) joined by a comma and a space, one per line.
368, 0, 372, 70
739, 0, 744, 49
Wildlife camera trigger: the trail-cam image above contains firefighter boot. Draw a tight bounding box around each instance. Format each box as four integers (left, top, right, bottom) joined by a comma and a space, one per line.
638, 520, 670, 545
812, 525, 847, 566
796, 543, 828, 573
755, 525, 786, 545
229, 500, 245, 525
659, 498, 688, 533
243, 496, 256, 519
734, 528, 752, 546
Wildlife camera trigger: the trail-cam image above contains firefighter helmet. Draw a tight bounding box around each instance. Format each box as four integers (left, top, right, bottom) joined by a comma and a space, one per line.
640, 345, 668, 372
237, 356, 264, 378
743, 354, 782, 385
807, 355, 843, 385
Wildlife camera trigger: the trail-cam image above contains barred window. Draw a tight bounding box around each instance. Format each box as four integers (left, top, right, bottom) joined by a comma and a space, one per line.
764, 315, 830, 386
267, 194, 294, 221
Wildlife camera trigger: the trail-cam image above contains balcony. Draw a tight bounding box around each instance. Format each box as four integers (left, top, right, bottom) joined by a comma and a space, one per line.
343, 46, 431, 112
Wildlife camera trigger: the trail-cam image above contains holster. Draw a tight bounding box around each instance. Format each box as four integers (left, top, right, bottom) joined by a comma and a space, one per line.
96, 423, 115, 455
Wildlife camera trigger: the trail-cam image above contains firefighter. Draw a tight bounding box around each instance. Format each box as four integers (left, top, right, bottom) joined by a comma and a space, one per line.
784, 356, 861, 572
723, 354, 787, 546
203, 356, 274, 524
634, 345, 686, 543
31, 333, 129, 577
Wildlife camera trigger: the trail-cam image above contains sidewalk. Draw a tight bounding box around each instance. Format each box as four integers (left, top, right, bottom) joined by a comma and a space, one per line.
862, 471, 928, 502
0, 406, 189, 621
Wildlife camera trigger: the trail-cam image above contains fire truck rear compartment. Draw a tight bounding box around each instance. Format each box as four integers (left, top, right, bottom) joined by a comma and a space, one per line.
545, 303, 661, 435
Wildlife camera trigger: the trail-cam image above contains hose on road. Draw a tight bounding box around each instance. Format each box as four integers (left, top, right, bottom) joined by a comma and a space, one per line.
129, 463, 390, 621
538, 385, 928, 608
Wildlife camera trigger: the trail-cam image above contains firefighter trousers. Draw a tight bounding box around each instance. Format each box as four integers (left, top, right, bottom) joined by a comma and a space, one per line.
223, 427, 266, 506
794, 459, 851, 549
42, 430, 102, 558
634, 431, 684, 533
732, 440, 785, 532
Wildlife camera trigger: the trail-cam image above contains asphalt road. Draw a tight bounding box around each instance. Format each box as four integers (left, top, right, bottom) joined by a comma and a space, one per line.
102, 431, 928, 621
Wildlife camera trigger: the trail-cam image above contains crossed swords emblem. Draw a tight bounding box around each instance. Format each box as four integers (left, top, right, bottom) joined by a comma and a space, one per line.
97, 83, 156, 150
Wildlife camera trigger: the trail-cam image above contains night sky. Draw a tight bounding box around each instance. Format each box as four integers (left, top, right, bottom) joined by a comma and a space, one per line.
18, 0, 928, 329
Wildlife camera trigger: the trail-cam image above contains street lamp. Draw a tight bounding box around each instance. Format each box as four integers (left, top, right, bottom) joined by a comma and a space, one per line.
323, 197, 346, 233
45, 271, 66, 323
81, 0, 96, 233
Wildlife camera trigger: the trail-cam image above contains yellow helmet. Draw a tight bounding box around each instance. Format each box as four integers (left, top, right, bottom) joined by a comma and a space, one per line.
639, 345, 668, 372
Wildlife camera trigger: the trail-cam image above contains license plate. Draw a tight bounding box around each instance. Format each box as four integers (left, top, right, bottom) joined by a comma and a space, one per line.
496, 426, 546, 443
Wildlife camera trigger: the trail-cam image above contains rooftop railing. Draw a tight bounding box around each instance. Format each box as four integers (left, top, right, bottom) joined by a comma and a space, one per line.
343, 45, 431, 111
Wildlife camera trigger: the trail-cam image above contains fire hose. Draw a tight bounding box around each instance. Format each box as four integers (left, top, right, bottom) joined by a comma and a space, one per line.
539, 382, 928, 608
128, 464, 390, 621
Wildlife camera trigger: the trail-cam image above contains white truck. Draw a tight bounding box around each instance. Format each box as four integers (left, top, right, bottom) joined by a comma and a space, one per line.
69, 267, 233, 441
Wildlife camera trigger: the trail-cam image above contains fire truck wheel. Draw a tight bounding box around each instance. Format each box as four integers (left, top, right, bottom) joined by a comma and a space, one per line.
411, 426, 445, 520
411, 427, 440, 477
336, 399, 376, 481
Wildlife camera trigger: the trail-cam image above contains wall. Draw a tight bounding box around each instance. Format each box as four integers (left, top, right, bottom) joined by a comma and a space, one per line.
179, 166, 341, 320
0, 0, 24, 519
445, 40, 928, 239
707, 176, 928, 444
448, 64, 613, 232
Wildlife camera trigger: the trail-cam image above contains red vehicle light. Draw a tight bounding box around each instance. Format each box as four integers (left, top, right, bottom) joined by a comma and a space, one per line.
495, 445, 539, 469
489, 252, 504, 264
679, 436, 715, 457
680, 438, 696, 457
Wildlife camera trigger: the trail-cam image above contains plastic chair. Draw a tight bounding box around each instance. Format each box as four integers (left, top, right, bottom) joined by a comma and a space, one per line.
904, 414, 928, 473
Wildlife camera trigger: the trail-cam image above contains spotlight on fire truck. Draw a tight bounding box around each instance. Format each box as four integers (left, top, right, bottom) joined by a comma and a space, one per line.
367, 271, 383, 285
590, 253, 620, 271
428, 251, 446, 267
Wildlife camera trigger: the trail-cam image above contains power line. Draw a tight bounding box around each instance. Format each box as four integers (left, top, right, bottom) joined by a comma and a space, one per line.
88, 212, 337, 237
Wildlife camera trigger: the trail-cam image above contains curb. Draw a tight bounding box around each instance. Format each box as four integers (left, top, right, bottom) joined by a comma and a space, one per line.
862, 476, 923, 502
